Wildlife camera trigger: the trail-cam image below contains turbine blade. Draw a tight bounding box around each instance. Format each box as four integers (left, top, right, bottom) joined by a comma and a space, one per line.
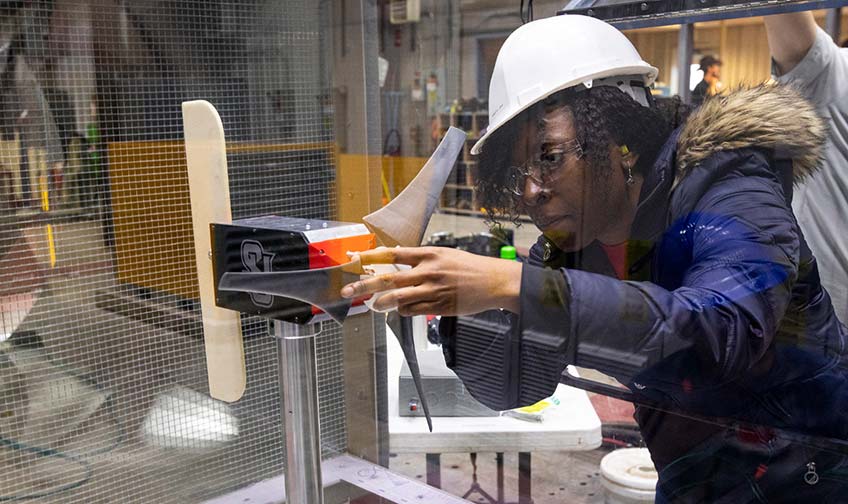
363, 127, 465, 247
387, 312, 432, 432
218, 264, 360, 325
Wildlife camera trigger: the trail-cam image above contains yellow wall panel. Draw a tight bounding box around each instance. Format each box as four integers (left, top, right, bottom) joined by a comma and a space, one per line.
109, 141, 334, 300
108, 141, 196, 298
336, 153, 383, 223
383, 155, 428, 196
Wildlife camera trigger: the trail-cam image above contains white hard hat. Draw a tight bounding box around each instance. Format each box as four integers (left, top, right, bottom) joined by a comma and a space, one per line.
471, 15, 658, 155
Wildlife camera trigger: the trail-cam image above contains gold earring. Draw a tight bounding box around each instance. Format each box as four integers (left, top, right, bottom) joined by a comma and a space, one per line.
621, 145, 635, 185
625, 165, 635, 185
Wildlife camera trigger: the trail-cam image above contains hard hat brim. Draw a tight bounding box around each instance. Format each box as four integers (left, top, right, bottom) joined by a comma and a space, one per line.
470, 65, 658, 156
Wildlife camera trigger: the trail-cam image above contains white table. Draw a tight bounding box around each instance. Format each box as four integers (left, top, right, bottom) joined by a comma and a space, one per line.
386, 327, 602, 503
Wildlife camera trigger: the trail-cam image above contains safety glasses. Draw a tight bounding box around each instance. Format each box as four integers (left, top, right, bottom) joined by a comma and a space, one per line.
505, 138, 584, 198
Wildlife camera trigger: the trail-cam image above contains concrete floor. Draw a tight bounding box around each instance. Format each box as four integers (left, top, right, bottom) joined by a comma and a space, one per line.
388, 450, 609, 504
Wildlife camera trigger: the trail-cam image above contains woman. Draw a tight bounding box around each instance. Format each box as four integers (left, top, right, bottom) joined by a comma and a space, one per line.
342, 15, 848, 502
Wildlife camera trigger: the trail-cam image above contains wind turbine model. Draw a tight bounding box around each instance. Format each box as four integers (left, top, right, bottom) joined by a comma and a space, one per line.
183, 100, 464, 504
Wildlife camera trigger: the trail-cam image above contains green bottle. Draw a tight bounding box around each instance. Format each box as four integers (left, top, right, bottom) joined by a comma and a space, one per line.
499, 245, 517, 260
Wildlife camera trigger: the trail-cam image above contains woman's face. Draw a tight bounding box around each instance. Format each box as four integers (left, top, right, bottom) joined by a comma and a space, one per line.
513, 106, 633, 252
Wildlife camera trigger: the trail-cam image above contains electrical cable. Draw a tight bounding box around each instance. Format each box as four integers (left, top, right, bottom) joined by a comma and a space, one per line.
383, 128, 401, 157
382, 91, 403, 156
0, 342, 125, 500
602, 437, 632, 448
0, 405, 125, 500
520, 0, 534, 24
381, 90, 404, 201
0, 437, 92, 501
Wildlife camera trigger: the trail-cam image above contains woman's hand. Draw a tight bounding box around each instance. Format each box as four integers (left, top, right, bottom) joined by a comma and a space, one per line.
340, 246, 522, 316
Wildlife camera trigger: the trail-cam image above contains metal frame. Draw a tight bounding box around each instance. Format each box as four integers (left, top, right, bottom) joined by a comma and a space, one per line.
558, 0, 848, 30
825, 7, 843, 40
677, 23, 695, 104
332, 0, 390, 469
556, 1, 846, 105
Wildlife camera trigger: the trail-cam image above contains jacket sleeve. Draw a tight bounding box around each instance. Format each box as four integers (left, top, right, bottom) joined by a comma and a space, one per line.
519, 168, 802, 393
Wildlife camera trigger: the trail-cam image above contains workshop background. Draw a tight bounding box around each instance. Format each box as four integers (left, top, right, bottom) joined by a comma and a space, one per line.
1, 1, 846, 503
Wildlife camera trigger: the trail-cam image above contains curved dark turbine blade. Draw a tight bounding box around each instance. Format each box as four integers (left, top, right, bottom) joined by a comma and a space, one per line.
387, 311, 432, 432
362, 127, 465, 247
218, 265, 360, 325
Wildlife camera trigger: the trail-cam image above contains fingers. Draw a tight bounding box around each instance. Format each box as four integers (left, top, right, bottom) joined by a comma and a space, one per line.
341, 247, 441, 298
370, 287, 444, 314
352, 247, 431, 267
342, 264, 433, 298
341, 272, 404, 298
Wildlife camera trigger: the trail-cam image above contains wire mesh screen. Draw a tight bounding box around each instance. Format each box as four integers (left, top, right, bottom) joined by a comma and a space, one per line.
0, 0, 350, 501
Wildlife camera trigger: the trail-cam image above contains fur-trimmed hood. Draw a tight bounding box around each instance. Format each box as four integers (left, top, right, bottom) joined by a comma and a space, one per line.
675, 85, 827, 185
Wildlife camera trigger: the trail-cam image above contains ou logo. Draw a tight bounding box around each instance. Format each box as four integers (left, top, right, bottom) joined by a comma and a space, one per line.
240, 240, 275, 308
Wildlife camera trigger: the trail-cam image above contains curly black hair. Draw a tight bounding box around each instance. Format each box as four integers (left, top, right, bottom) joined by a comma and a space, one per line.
476, 86, 690, 223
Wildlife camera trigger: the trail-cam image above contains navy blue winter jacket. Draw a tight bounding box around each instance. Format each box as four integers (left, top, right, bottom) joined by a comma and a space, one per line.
446, 86, 848, 501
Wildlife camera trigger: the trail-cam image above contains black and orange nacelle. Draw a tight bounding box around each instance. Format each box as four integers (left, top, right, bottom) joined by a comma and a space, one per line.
211, 216, 375, 324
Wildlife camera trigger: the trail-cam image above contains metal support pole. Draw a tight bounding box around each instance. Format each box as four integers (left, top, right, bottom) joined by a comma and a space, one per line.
825, 8, 842, 44
274, 320, 324, 504
677, 23, 694, 104
426, 453, 442, 488
496, 452, 505, 503
518, 452, 532, 504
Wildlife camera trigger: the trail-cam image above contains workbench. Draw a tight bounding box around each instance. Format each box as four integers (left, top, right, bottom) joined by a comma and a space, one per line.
387, 328, 602, 503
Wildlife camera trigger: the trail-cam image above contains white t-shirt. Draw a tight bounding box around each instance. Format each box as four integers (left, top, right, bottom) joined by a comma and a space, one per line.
774, 27, 848, 324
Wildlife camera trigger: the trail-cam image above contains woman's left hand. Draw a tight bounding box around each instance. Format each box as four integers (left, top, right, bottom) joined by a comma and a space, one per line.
340, 246, 522, 317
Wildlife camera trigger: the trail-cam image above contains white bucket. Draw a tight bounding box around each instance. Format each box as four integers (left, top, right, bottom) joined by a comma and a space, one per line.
600, 448, 658, 504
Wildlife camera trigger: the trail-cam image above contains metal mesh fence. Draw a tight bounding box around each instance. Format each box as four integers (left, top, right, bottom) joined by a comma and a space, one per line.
0, 1, 349, 501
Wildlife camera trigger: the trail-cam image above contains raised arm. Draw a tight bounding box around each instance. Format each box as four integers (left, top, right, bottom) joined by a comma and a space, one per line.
764, 12, 818, 75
